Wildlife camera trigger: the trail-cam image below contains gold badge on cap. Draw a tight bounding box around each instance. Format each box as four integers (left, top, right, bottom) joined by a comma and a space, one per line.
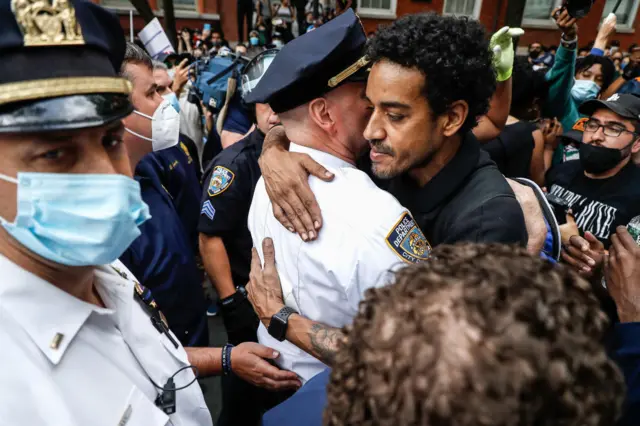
11, 0, 85, 47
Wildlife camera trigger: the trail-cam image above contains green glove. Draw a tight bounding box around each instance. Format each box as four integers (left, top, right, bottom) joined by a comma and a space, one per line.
490, 26, 525, 82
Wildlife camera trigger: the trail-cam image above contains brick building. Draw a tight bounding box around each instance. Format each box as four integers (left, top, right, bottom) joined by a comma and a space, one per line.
100, 0, 639, 50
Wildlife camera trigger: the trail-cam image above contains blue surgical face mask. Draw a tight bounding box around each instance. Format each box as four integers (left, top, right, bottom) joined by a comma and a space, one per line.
0, 172, 151, 266
571, 79, 601, 103
250, 36, 259, 46
163, 92, 181, 114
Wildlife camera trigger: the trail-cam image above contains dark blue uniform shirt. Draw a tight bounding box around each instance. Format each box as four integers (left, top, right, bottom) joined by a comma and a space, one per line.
198, 128, 264, 288
120, 148, 208, 347
143, 134, 202, 254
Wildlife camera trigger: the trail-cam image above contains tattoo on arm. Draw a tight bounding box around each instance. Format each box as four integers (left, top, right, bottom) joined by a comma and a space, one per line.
308, 322, 342, 365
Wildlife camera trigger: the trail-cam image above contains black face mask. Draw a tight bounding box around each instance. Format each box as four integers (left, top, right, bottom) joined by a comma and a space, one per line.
529, 50, 541, 59
579, 142, 631, 174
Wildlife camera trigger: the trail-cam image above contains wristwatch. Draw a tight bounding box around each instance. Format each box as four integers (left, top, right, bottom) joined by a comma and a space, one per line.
268, 306, 298, 341
218, 286, 248, 309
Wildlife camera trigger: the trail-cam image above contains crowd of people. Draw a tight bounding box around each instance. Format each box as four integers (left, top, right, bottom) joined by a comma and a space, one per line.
2, 0, 640, 425
174, 0, 351, 57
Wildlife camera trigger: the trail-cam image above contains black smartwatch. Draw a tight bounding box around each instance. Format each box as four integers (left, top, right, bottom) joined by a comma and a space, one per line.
218, 286, 248, 309
268, 306, 298, 341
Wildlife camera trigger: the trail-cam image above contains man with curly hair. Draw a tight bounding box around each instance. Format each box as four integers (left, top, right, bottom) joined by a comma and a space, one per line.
263, 243, 625, 425
324, 243, 625, 425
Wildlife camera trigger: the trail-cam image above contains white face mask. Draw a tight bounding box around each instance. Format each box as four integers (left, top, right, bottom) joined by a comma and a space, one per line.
125, 98, 180, 152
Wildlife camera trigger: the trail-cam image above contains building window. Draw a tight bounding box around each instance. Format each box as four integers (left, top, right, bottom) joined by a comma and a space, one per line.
601, 0, 639, 29
443, 0, 482, 18
357, 0, 397, 19
522, 0, 561, 26
101, 0, 134, 10
172, 0, 197, 11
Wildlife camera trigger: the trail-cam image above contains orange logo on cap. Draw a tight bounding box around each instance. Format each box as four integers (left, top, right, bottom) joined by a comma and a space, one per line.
573, 117, 588, 131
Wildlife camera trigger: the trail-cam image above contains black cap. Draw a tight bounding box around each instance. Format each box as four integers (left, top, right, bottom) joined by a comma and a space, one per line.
0, 0, 133, 133
244, 9, 369, 113
579, 93, 640, 127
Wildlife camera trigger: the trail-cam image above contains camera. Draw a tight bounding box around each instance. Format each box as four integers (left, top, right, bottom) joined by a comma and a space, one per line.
555, 0, 595, 19
187, 53, 249, 113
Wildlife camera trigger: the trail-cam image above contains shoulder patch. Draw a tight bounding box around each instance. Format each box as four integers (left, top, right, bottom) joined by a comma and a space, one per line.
207, 166, 235, 197
386, 212, 431, 264
201, 200, 216, 220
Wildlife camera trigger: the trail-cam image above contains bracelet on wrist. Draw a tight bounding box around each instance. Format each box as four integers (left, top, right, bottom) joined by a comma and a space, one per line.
221, 343, 234, 375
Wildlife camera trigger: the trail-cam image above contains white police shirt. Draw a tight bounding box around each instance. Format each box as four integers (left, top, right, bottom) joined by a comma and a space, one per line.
248, 143, 431, 383
0, 256, 212, 426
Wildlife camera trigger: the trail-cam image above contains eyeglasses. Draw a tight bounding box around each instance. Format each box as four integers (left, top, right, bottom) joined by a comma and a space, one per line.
584, 119, 638, 138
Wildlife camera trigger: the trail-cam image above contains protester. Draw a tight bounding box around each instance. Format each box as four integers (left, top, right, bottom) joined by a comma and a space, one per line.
324, 244, 625, 426
0, 2, 299, 424
237, 0, 253, 42
603, 44, 640, 98
545, 10, 617, 164
528, 42, 554, 71
547, 94, 640, 280
481, 57, 557, 185
178, 27, 193, 54
273, 0, 296, 42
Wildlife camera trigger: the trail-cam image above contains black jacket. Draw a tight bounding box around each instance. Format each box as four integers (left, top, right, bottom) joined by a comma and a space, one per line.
371, 132, 528, 247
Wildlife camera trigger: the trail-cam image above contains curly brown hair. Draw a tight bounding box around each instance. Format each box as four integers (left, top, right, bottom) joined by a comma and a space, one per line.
325, 244, 625, 426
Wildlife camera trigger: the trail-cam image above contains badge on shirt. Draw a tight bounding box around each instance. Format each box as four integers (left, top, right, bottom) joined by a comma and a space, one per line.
207, 166, 235, 197
201, 200, 216, 220
386, 212, 431, 264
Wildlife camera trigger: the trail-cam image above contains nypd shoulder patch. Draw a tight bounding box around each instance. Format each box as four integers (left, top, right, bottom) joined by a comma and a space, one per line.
386, 212, 431, 264
208, 166, 235, 197
201, 200, 216, 220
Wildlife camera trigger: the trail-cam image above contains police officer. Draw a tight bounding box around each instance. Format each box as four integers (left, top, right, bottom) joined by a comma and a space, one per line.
117, 42, 208, 347
198, 49, 288, 426
199, 48, 280, 346
0, 2, 300, 423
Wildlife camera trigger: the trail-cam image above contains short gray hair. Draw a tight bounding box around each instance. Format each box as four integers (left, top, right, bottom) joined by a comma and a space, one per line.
152, 60, 168, 71
120, 42, 153, 81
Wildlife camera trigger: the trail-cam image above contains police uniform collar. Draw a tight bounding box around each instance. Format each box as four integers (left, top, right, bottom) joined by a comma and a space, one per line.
290, 142, 356, 170
398, 132, 481, 214
0, 255, 133, 365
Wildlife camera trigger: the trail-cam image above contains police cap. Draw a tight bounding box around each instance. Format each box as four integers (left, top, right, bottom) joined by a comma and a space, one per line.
0, 0, 132, 133
244, 9, 369, 114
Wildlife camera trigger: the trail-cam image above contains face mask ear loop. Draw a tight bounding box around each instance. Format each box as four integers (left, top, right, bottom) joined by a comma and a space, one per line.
125, 127, 154, 142
134, 110, 154, 120
0, 173, 19, 185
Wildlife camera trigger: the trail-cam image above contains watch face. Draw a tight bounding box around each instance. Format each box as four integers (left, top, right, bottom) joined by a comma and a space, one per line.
268, 316, 287, 341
